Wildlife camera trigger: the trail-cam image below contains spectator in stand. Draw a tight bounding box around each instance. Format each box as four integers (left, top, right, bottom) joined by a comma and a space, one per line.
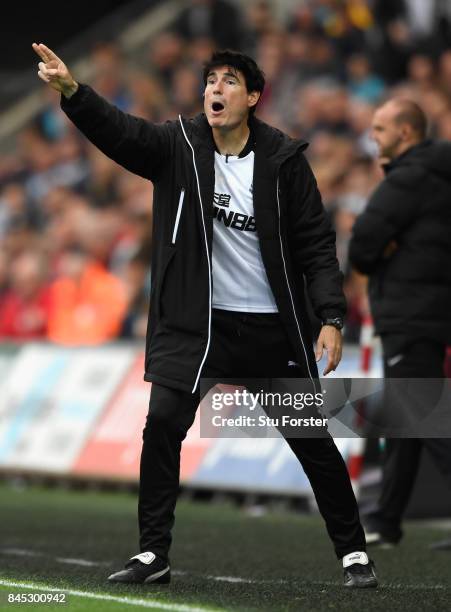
19, 128, 57, 204
370, 0, 411, 83
0, 183, 32, 237
0, 250, 51, 339
174, 0, 245, 51
346, 54, 385, 104
314, 0, 374, 59
126, 70, 168, 122
185, 36, 216, 74
241, 0, 274, 56
253, 30, 286, 116
36, 86, 70, 142
148, 31, 185, 91
1, 219, 41, 263
170, 64, 203, 117
47, 247, 127, 346
407, 54, 437, 93
316, 83, 353, 135
43, 192, 92, 259
76, 207, 125, 267
84, 145, 121, 208
403, 0, 451, 53
18, 125, 88, 208
91, 42, 132, 111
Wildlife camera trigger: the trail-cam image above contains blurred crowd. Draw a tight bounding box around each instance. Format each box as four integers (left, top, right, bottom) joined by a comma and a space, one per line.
1, 0, 451, 345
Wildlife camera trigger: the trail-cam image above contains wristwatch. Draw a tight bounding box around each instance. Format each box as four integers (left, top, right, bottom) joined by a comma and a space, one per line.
322, 317, 344, 330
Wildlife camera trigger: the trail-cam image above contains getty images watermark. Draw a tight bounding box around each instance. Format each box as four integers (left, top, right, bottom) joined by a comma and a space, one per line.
199, 378, 451, 438
210, 388, 328, 429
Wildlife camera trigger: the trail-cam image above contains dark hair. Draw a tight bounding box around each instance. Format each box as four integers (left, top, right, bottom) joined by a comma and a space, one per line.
203, 49, 265, 115
393, 99, 428, 138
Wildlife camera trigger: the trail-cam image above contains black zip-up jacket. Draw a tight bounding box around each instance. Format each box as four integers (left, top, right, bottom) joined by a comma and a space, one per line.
61, 85, 345, 392
349, 140, 451, 345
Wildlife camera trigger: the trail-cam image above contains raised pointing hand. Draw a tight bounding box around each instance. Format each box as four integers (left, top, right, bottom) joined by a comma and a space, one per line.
32, 43, 78, 98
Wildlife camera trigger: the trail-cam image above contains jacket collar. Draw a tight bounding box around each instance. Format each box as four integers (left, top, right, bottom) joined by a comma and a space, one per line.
249, 114, 309, 167
383, 139, 432, 174
183, 113, 308, 170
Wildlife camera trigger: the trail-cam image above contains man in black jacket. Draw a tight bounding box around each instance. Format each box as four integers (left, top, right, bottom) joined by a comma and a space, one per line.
33, 43, 376, 588
349, 99, 451, 546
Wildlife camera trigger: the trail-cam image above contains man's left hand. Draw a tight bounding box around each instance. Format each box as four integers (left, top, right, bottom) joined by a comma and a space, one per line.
315, 326, 343, 375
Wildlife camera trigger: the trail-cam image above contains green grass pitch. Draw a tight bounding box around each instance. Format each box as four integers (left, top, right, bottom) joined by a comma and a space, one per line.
1, 483, 450, 611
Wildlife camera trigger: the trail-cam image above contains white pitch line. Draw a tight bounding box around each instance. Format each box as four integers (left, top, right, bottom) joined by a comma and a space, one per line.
207, 575, 254, 584
2, 549, 109, 568
55, 557, 110, 567
0, 579, 221, 612
1, 548, 43, 557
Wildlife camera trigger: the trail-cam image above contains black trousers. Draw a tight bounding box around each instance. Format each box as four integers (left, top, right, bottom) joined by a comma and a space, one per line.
370, 338, 451, 542
139, 310, 365, 559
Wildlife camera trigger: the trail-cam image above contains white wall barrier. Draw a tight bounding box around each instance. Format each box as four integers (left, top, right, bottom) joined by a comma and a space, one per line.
0, 343, 380, 498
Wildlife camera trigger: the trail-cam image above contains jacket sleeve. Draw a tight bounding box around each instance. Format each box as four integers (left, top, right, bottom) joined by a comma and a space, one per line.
287, 154, 346, 321
349, 169, 421, 274
60, 84, 172, 182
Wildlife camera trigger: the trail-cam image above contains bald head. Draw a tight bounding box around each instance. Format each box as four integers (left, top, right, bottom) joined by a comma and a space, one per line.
372, 99, 427, 161
385, 99, 427, 138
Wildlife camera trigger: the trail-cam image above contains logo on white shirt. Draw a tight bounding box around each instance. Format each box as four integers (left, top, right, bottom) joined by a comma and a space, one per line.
213, 190, 256, 232
213, 192, 231, 208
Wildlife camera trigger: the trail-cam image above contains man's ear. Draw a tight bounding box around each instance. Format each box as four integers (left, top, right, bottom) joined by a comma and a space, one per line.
248, 91, 260, 109
400, 123, 411, 141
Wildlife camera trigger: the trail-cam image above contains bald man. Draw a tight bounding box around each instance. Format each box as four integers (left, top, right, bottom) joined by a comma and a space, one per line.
349, 99, 451, 546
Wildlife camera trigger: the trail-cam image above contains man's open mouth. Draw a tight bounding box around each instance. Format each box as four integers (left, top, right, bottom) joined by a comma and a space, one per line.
212, 101, 225, 112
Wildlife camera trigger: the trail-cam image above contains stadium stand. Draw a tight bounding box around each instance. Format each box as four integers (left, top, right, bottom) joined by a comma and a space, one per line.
1, 0, 450, 346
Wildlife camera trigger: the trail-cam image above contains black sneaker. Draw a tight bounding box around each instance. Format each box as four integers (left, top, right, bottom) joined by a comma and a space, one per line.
343, 552, 378, 588
107, 552, 170, 584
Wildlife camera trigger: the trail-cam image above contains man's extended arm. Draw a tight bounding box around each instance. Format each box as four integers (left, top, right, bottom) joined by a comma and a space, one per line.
32, 43, 171, 181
